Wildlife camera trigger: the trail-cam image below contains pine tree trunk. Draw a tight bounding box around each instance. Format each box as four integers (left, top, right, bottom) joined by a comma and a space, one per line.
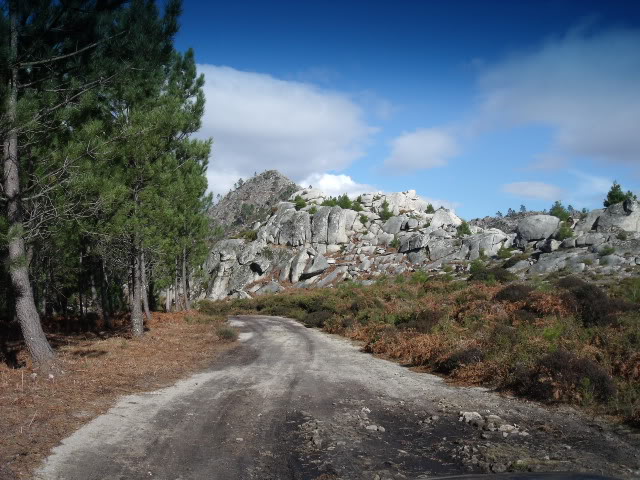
164, 287, 171, 312
174, 258, 180, 311
100, 262, 113, 329
182, 246, 190, 310
130, 250, 144, 336
140, 250, 151, 320
3, 4, 55, 368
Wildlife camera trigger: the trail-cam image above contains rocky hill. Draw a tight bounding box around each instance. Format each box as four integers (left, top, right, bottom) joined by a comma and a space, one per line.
198, 173, 640, 301
208, 170, 299, 236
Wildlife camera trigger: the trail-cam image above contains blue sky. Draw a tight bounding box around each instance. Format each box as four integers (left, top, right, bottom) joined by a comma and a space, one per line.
174, 0, 640, 218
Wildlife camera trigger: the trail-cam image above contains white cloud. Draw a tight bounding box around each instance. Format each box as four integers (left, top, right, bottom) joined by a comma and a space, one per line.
476, 26, 640, 166
299, 173, 375, 198
384, 128, 459, 172
502, 181, 564, 201
197, 65, 376, 195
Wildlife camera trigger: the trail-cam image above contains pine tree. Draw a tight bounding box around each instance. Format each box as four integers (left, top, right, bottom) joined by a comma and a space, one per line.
604, 181, 637, 207
0, 0, 133, 368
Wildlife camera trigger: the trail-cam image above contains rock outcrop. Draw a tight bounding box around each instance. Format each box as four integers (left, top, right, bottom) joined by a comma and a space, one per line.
208, 170, 299, 236
198, 175, 640, 301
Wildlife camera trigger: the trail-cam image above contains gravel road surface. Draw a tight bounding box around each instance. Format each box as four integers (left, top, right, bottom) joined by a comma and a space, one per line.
37, 315, 640, 479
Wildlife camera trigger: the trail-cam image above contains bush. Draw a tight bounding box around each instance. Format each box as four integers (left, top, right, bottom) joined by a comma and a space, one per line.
558, 278, 631, 327
359, 214, 368, 225
425, 203, 435, 214
436, 347, 485, 374
469, 266, 516, 284
469, 259, 485, 275
549, 200, 570, 221
511, 350, 616, 404
456, 221, 471, 237
236, 230, 258, 241
380, 200, 393, 221
555, 221, 574, 241
303, 310, 332, 328
610, 277, 640, 304
389, 236, 400, 249
352, 201, 364, 212
308, 206, 318, 215
395, 308, 444, 333
604, 181, 637, 207
294, 195, 307, 211
600, 246, 615, 256
494, 284, 534, 303
511, 309, 537, 324
337, 193, 352, 210
497, 246, 513, 259
556, 275, 588, 290
502, 253, 529, 269
616, 231, 628, 241
216, 326, 239, 341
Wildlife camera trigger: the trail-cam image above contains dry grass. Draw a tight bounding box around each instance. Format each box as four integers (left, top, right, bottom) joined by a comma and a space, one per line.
0, 311, 235, 479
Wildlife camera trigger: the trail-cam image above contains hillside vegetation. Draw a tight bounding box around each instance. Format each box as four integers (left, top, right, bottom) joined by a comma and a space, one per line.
200, 273, 640, 426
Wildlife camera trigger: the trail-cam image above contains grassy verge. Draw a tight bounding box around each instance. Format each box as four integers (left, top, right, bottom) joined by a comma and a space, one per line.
0, 311, 236, 479
200, 273, 640, 427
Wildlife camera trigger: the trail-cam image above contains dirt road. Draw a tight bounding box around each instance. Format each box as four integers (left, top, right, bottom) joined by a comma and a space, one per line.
37, 315, 639, 479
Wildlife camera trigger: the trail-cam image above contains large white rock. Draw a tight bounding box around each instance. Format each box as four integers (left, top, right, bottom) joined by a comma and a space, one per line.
430, 209, 463, 229
516, 215, 560, 242
596, 200, 640, 232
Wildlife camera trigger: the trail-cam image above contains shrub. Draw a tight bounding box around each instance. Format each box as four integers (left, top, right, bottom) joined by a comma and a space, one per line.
395, 308, 444, 333
303, 310, 332, 328
469, 259, 485, 275
359, 214, 368, 225
425, 203, 435, 214
389, 236, 400, 250
352, 201, 364, 212
560, 280, 631, 327
497, 246, 513, 259
604, 181, 637, 207
616, 231, 628, 241
435, 347, 485, 375
216, 326, 239, 341
555, 221, 574, 241
502, 253, 529, 269
294, 195, 307, 210
380, 200, 393, 221
610, 277, 640, 304
556, 275, 588, 290
549, 200, 570, 221
495, 284, 535, 303
469, 266, 516, 284
599, 246, 615, 256
337, 193, 353, 210
321, 197, 338, 207
456, 221, 471, 237
235, 230, 258, 241
511, 350, 616, 404
410, 271, 429, 283
308, 206, 318, 215
511, 309, 537, 324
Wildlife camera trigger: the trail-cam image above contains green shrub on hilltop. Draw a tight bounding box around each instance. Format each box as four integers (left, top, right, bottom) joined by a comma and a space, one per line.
380, 200, 393, 221
604, 181, 637, 207
294, 195, 307, 210
549, 200, 570, 221
456, 221, 472, 237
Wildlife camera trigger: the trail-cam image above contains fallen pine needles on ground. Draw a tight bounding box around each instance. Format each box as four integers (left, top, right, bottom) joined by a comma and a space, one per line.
0, 311, 236, 479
